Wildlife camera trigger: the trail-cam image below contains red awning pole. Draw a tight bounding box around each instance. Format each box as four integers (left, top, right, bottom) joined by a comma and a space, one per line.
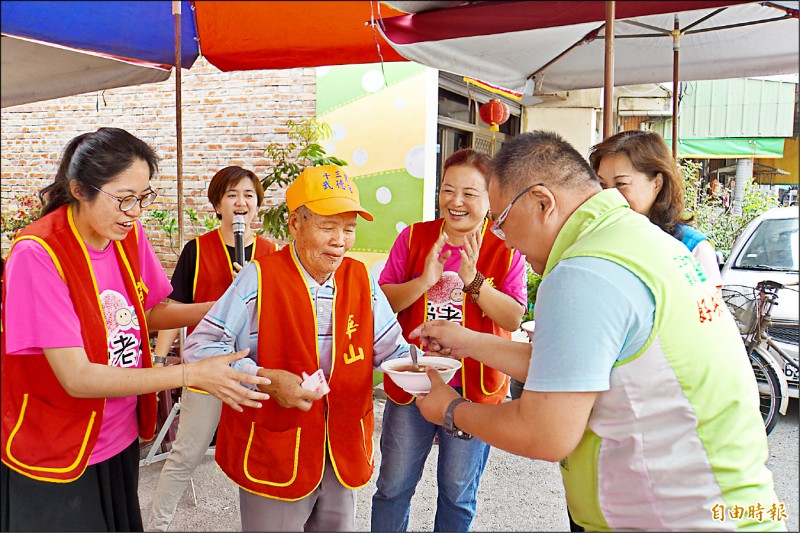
603, 1, 615, 139
173, 1, 184, 250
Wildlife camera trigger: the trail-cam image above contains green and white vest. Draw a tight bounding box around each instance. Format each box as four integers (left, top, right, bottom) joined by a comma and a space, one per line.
548, 190, 784, 531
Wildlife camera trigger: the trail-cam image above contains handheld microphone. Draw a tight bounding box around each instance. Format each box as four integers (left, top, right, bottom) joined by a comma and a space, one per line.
232, 215, 246, 268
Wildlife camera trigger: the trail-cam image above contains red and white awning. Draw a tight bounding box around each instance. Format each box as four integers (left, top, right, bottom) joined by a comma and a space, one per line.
379, 1, 799, 94
1, 34, 171, 108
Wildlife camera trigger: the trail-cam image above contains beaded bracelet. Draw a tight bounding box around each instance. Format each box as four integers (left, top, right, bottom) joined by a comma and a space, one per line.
464, 271, 485, 295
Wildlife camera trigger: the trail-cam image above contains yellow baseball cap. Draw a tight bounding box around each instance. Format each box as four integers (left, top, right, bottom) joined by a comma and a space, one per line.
286, 165, 373, 221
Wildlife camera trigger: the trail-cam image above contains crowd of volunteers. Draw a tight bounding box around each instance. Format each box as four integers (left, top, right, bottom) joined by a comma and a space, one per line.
1, 127, 785, 532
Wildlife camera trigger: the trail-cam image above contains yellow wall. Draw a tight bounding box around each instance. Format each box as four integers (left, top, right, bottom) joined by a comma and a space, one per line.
760, 137, 799, 185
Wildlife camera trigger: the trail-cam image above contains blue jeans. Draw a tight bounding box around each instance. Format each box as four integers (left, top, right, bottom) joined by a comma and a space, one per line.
371, 389, 491, 532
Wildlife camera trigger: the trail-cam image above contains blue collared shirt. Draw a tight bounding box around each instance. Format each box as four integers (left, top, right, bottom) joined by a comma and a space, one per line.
184, 246, 410, 383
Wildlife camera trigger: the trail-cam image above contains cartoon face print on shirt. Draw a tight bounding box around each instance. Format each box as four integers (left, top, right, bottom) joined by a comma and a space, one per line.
100, 289, 141, 368
426, 271, 464, 323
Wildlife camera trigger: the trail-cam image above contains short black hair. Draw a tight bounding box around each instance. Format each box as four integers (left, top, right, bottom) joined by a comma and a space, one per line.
490, 131, 598, 194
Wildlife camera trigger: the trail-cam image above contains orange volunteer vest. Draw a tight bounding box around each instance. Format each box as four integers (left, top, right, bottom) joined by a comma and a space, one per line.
384, 218, 514, 405
190, 229, 276, 335
1, 205, 156, 482
214, 245, 376, 501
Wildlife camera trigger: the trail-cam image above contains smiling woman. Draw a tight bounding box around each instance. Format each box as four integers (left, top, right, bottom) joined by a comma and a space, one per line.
372, 148, 528, 532
589, 130, 723, 289
1, 127, 270, 532
147, 165, 277, 531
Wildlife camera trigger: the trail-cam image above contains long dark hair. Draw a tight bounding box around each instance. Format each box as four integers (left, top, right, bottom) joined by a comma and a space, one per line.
40, 127, 159, 216
588, 130, 691, 237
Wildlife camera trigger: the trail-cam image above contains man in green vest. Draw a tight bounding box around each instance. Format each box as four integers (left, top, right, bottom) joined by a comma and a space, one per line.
413, 131, 786, 531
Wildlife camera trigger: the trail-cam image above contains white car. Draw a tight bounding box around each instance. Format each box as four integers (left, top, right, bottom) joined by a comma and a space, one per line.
720, 207, 799, 396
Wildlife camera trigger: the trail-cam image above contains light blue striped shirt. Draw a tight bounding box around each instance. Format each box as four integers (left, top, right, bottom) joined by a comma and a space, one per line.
184, 246, 410, 383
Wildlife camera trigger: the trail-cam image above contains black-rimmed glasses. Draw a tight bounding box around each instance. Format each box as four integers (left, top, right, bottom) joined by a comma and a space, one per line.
89, 184, 158, 212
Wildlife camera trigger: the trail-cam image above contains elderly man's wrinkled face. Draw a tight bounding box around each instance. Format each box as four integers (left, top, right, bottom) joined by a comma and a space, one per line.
289, 209, 357, 284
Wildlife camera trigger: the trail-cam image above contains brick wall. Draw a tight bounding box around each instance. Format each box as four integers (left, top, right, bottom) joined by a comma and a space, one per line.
1, 58, 316, 272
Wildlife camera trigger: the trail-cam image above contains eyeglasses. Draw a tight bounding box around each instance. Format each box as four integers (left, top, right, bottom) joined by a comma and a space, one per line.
489, 183, 540, 240
89, 184, 158, 212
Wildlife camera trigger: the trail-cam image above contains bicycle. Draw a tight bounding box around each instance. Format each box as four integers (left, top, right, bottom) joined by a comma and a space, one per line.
722, 280, 799, 434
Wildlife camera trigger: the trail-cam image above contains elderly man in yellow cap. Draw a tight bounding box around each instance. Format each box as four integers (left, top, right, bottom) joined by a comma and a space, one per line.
183, 165, 412, 532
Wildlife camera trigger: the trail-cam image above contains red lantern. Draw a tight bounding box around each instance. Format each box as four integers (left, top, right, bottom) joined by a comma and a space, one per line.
479, 98, 510, 132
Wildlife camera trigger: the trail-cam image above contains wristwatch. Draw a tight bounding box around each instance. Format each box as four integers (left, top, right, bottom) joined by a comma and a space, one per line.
443, 397, 473, 440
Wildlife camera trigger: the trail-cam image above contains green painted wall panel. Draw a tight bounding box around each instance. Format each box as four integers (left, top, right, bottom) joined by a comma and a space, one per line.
655, 78, 795, 139
317, 63, 431, 264
352, 170, 423, 254
316, 62, 426, 116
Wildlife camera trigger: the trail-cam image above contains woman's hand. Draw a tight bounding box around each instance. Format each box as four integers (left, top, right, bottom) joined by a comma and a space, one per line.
420, 232, 451, 289
453, 229, 482, 287
257, 368, 323, 411
187, 349, 271, 412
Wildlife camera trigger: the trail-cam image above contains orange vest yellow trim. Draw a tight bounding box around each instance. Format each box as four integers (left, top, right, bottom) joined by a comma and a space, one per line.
1, 205, 156, 483
190, 230, 276, 335
214, 245, 375, 501
385, 218, 513, 405
187, 231, 277, 395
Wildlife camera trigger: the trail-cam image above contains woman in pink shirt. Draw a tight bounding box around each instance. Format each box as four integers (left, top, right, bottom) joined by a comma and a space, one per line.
1, 127, 269, 532
372, 149, 527, 532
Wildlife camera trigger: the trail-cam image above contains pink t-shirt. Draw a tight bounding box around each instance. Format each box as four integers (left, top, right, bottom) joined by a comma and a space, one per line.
379, 225, 527, 387
4, 220, 172, 464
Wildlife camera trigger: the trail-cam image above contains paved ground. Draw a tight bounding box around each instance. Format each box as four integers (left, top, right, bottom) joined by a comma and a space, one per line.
138, 395, 798, 532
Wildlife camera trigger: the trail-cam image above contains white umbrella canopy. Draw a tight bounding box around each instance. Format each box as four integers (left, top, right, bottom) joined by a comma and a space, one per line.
1, 34, 171, 108
379, 1, 799, 94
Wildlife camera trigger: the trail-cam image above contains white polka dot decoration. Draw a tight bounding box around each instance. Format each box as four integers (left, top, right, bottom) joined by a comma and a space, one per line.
352, 149, 369, 166
331, 124, 346, 142
316, 66, 332, 77
362, 69, 385, 93
395, 221, 408, 233
323, 141, 336, 155
394, 97, 406, 109
376, 186, 392, 204
404, 145, 425, 178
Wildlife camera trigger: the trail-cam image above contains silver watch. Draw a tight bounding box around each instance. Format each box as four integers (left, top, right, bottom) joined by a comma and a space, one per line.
443, 397, 472, 440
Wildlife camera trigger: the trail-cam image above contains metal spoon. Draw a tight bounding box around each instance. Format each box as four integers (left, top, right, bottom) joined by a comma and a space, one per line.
409, 344, 420, 372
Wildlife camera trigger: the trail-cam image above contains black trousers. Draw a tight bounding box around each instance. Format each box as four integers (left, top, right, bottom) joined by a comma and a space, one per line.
1, 438, 142, 532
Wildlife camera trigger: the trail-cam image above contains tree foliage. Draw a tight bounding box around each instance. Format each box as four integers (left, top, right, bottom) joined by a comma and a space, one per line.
682, 160, 779, 258
260, 118, 348, 242
521, 263, 542, 322
144, 208, 219, 257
